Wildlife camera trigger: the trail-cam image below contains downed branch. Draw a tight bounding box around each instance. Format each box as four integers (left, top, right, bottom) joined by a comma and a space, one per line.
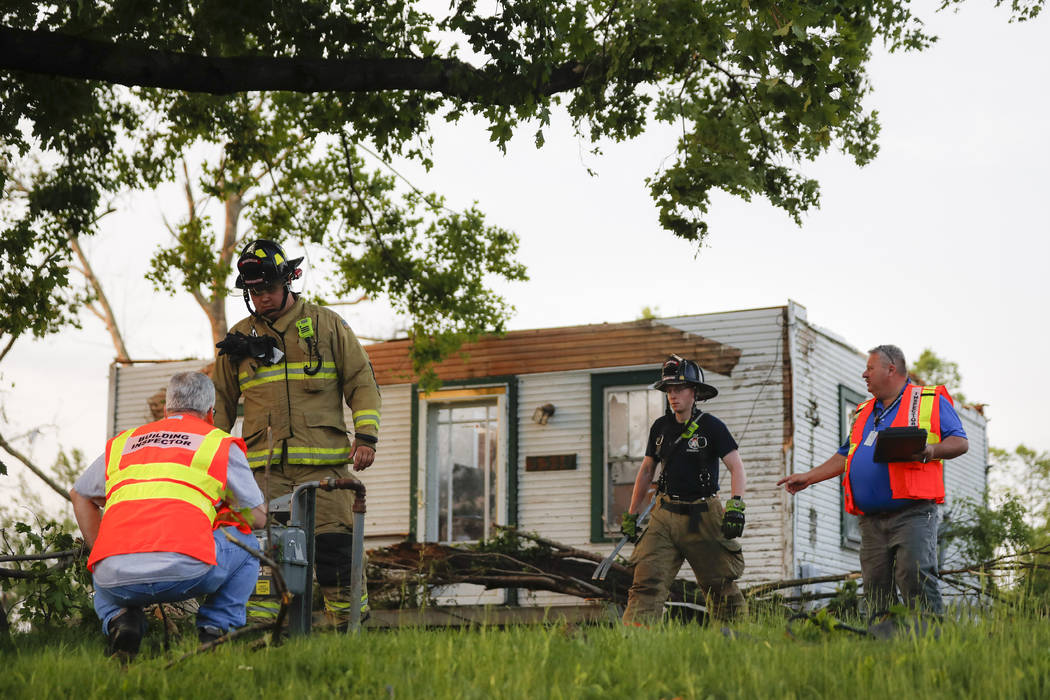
0, 546, 86, 564
366, 532, 1050, 615
0, 551, 84, 580
367, 530, 712, 609
744, 571, 862, 598
743, 545, 1050, 603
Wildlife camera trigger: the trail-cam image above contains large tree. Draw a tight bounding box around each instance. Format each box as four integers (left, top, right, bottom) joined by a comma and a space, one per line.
0, 0, 1042, 369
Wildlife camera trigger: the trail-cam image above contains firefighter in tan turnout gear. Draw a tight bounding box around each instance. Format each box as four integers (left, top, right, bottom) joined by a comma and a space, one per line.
621, 356, 748, 623
213, 239, 380, 626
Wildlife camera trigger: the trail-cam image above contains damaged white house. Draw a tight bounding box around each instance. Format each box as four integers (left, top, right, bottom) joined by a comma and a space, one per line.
107, 301, 988, 606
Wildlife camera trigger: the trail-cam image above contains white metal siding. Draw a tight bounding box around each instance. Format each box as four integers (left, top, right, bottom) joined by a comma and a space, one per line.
944, 406, 988, 508
515, 370, 594, 606
517, 371, 593, 540
111, 360, 210, 436
356, 383, 412, 539
789, 316, 869, 577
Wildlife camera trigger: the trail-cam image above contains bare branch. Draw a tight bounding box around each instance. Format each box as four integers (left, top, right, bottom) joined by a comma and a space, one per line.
0, 431, 71, 502
744, 571, 862, 598
69, 233, 130, 362
324, 293, 370, 307
0, 547, 86, 563
0, 335, 17, 364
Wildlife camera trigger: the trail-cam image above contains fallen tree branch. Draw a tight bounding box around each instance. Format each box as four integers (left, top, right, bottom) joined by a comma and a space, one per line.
0, 547, 86, 564
0, 553, 81, 580
940, 575, 1010, 604
493, 525, 609, 565
370, 540, 664, 609
744, 571, 862, 598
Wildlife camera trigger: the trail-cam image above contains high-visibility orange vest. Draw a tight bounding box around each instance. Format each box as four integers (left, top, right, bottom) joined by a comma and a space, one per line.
844, 384, 952, 516
87, 415, 247, 571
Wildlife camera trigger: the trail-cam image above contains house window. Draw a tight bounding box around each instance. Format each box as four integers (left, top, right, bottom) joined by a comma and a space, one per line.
605, 387, 666, 536
590, 370, 664, 541
839, 384, 866, 548
425, 399, 501, 543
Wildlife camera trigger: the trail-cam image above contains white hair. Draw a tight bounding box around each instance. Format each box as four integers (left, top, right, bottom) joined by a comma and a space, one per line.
165, 372, 215, 415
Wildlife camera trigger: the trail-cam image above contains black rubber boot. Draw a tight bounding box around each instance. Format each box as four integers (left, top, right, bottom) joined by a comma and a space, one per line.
105, 607, 146, 660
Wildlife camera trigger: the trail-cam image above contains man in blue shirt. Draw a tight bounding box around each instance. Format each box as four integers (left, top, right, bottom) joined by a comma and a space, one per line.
777, 345, 968, 615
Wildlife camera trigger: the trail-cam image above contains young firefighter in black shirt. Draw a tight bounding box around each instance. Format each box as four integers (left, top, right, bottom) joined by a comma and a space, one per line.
621, 355, 748, 623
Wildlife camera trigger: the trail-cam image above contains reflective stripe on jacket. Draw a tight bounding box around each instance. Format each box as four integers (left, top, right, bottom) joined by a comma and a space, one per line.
87, 414, 244, 570
213, 297, 381, 469
844, 384, 951, 515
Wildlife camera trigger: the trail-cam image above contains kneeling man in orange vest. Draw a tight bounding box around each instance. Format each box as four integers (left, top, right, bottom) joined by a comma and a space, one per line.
777, 345, 968, 615
71, 371, 267, 659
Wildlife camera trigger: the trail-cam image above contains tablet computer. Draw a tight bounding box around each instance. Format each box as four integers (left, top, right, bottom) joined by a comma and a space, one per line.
873, 427, 928, 463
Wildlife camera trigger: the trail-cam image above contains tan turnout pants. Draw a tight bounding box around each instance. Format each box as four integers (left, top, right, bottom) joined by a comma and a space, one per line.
623, 494, 746, 623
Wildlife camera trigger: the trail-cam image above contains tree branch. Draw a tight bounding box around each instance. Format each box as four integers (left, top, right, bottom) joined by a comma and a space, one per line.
0, 431, 72, 502
0, 335, 16, 364
69, 233, 130, 362
0, 27, 589, 100
0, 554, 77, 580
0, 547, 86, 563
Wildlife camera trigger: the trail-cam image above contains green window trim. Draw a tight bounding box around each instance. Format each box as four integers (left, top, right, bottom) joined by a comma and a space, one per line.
838, 384, 866, 549
590, 369, 659, 543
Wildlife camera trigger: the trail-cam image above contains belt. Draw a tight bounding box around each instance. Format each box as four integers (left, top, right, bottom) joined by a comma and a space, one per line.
661, 491, 716, 503
865, 499, 936, 518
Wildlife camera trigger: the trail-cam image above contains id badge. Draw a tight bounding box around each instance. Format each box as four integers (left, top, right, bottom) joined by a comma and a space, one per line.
864, 430, 878, 447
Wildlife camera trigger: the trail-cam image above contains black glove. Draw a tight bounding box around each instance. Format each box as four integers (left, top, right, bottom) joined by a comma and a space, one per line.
721, 497, 745, 539
216, 332, 283, 364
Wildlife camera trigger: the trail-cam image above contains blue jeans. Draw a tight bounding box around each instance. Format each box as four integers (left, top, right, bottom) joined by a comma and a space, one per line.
93, 527, 260, 635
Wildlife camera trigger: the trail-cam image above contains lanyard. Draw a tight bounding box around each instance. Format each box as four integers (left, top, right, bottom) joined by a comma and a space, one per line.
872, 385, 907, 428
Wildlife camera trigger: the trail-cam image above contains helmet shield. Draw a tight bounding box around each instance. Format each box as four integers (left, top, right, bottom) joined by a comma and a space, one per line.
235, 239, 303, 290
652, 355, 718, 400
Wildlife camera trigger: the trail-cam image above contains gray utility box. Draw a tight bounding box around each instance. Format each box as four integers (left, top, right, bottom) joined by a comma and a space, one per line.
255, 526, 310, 595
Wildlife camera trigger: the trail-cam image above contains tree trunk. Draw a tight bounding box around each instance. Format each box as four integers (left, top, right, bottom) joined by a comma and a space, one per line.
213, 192, 244, 345
201, 190, 242, 348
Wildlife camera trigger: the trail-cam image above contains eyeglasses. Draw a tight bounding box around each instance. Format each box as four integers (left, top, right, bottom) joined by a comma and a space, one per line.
247, 281, 284, 296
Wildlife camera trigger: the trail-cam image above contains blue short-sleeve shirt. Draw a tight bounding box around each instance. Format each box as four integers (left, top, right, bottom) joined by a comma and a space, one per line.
836, 388, 966, 513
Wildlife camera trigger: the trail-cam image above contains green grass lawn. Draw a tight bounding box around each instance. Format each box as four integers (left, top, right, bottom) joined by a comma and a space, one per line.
4, 610, 1048, 699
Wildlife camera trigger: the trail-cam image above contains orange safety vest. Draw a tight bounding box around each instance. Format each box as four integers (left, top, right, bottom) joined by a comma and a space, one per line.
843, 384, 952, 516
87, 415, 247, 571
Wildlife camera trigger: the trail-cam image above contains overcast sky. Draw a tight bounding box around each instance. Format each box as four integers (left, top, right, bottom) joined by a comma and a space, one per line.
2, 3, 1047, 512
